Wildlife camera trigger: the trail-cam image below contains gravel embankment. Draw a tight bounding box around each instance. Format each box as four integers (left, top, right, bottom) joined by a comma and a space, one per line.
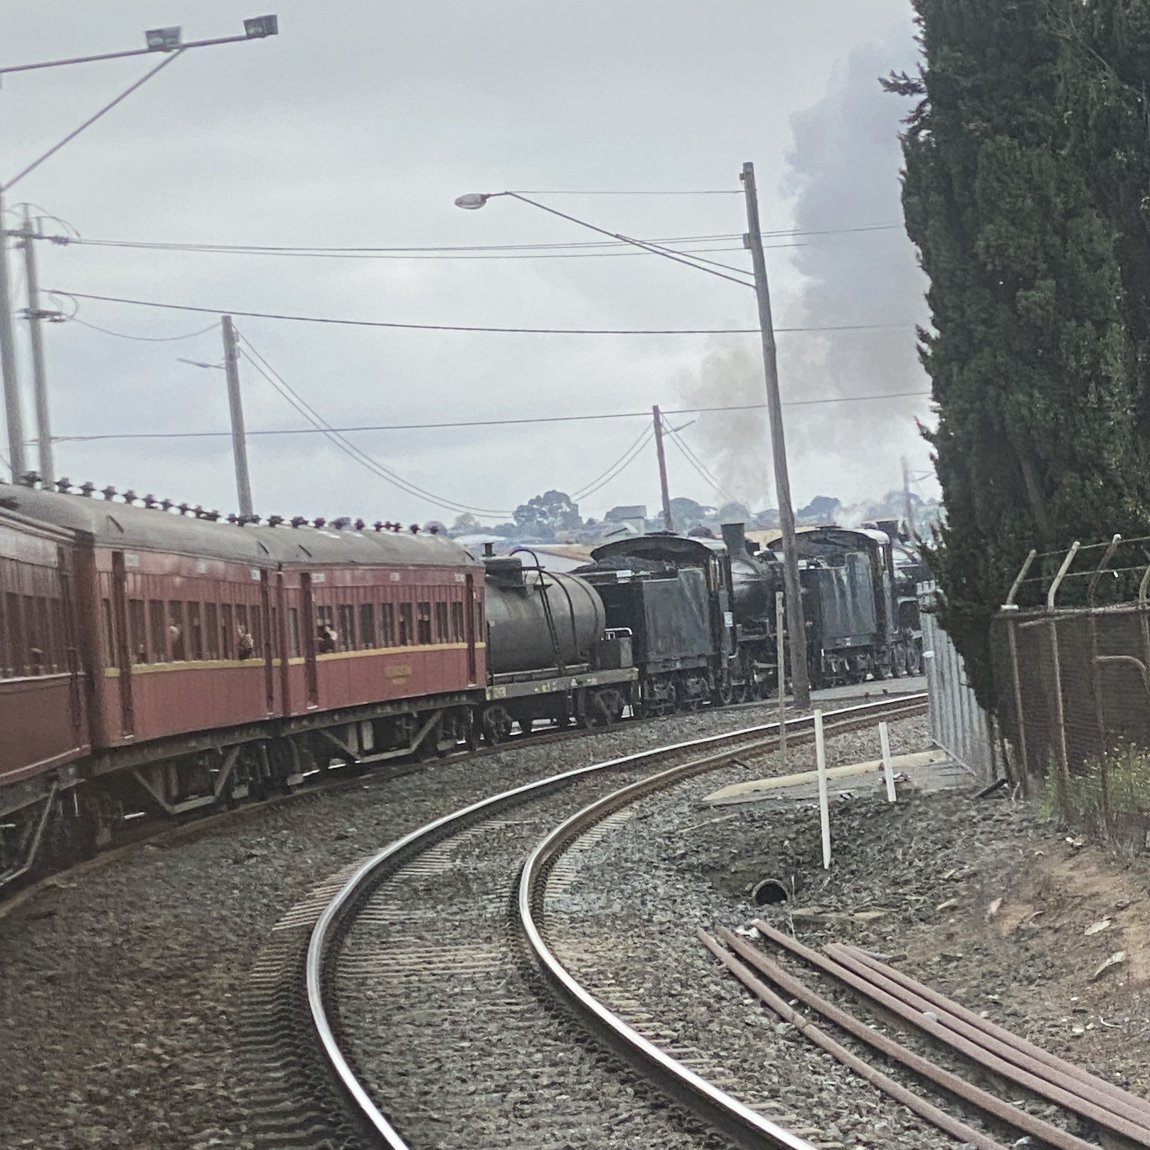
0, 699, 846, 1150
545, 712, 1150, 1150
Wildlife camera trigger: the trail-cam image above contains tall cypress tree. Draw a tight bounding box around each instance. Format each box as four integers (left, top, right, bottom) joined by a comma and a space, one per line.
889, 0, 1147, 706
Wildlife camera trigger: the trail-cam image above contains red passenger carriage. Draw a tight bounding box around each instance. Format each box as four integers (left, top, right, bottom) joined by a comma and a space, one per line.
0, 484, 486, 880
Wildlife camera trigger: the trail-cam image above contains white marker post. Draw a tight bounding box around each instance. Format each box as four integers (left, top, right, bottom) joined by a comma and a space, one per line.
814, 709, 831, 869
775, 590, 786, 769
879, 720, 897, 803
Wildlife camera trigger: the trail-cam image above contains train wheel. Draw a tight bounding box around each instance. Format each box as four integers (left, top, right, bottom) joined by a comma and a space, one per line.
482, 706, 514, 746
907, 642, 924, 676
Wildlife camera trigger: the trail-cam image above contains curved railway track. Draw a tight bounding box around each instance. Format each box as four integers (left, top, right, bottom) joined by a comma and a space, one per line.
244, 695, 925, 1150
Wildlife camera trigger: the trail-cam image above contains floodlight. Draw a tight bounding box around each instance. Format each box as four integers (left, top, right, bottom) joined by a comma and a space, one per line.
243, 15, 279, 38
145, 27, 182, 51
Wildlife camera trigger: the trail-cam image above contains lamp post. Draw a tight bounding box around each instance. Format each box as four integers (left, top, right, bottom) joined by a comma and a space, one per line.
455, 171, 812, 707
0, 16, 279, 483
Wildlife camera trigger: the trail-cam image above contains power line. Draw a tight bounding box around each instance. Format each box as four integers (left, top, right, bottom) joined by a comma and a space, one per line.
665, 427, 740, 507
573, 428, 655, 502
69, 315, 221, 343
237, 334, 514, 518
509, 188, 745, 196
52, 291, 915, 337
45, 222, 900, 257
55, 236, 808, 262
51, 393, 934, 445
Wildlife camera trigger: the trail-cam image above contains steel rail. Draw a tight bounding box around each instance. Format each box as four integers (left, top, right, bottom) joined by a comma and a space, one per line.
516, 697, 927, 1150
306, 693, 926, 1147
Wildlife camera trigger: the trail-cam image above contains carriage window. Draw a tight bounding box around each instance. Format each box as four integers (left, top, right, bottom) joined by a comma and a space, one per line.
168, 602, 186, 661
288, 607, 301, 658
129, 599, 147, 664
416, 601, 432, 645
188, 602, 204, 660
251, 604, 264, 659
359, 603, 376, 649
451, 601, 465, 643
338, 604, 355, 651
205, 603, 220, 659
6, 592, 25, 676
29, 596, 50, 674
0, 592, 9, 677
380, 603, 396, 647
315, 604, 336, 653
221, 604, 235, 660
398, 603, 414, 647
434, 602, 449, 644
149, 600, 168, 662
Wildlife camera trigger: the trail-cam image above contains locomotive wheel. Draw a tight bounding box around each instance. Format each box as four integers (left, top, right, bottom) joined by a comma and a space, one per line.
712, 677, 734, 707
599, 688, 626, 724
907, 642, 924, 676
482, 706, 514, 746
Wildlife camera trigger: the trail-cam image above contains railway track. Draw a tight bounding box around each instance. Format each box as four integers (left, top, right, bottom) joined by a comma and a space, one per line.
1, 681, 917, 918
242, 694, 925, 1150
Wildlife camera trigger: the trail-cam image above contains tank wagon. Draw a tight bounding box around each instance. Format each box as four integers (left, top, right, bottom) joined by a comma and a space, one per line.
479, 549, 636, 741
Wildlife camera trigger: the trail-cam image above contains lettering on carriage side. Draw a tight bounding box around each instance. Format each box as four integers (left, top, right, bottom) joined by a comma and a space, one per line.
194, 561, 208, 574
455, 573, 466, 582
250, 568, 261, 581
312, 572, 326, 583
389, 572, 401, 581
385, 664, 412, 681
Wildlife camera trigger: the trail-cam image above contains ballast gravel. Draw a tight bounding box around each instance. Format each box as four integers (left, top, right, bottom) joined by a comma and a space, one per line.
545, 712, 1150, 1150
0, 697, 867, 1150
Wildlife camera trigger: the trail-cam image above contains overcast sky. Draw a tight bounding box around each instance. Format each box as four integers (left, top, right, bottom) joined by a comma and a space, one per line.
1, 1, 933, 527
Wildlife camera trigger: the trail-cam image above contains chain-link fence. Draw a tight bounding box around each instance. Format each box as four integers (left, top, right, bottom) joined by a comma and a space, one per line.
919, 581, 995, 781
992, 537, 1150, 851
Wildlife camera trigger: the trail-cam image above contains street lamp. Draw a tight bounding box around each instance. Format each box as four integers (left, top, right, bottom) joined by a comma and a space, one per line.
454, 168, 813, 707
0, 17, 279, 485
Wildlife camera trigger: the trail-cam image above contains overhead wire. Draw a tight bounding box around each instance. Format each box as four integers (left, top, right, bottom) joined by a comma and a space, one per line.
237, 334, 514, 518
51, 291, 914, 337
503, 192, 754, 286
572, 428, 656, 502
47, 222, 899, 258
665, 426, 741, 507
52, 392, 934, 444
69, 315, 222, 343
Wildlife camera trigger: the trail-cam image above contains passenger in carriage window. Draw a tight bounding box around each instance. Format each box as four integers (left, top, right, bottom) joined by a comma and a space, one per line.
238, 628, 255, 660
317, 623, 337, 654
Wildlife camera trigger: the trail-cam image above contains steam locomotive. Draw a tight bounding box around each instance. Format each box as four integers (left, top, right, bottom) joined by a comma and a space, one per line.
0, 479, 921, 885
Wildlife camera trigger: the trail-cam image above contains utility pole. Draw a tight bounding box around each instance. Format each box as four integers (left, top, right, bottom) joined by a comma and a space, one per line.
20, 208, 55, 482
652, 404, 674, 532
741, 161, 810, 708
220, 316, 254, 518
0, 187, 27, 481
901, 455, 916, 539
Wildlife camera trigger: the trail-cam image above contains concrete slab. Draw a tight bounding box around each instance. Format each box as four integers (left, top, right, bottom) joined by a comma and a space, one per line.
703, 748, 970, 807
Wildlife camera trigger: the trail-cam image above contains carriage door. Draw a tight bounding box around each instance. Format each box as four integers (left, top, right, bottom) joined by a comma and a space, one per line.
464, 573, 478, 684
110, 552, 135, 738
300, 572, 320, 708
259, 570, 275, 715
57, 546, 84, 738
